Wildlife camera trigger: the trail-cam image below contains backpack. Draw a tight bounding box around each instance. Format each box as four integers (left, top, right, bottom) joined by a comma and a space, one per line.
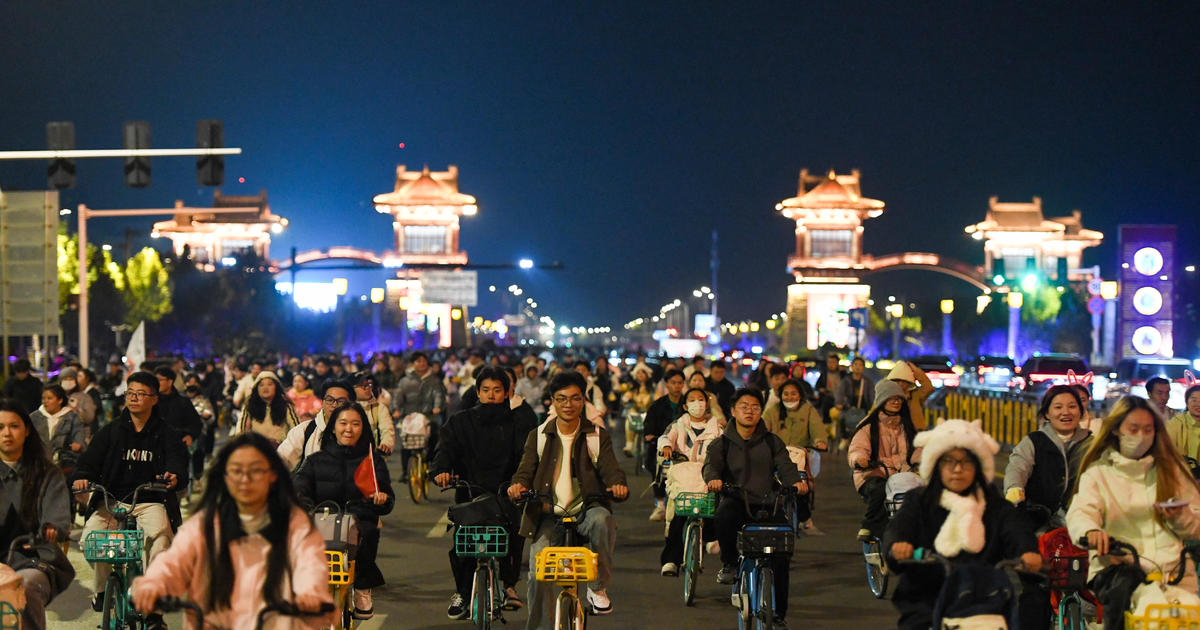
535, 419, 601, 466
296, 420, 320, 471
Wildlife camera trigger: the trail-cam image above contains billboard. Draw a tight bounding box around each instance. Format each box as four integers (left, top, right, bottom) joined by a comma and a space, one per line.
419, 270, 478, 306
0, 190, 59, 336
1118, 225, 1175, 358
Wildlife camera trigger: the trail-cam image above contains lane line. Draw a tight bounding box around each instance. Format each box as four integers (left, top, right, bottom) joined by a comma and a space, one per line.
426, 512, 450, 538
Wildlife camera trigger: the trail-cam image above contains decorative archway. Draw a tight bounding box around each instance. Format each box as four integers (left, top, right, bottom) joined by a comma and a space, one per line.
861, 253, 991, 292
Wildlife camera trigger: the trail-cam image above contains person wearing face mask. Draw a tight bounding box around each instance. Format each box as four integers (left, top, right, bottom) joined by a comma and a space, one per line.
1004, 385, 1094, 531
59, 366, 98, 432
684, 370, 725, 428
848, 380, 921, 541
885, 420, 1043, 630
1067, 395, 1200, 630
432, 367, 538, 617
655, 387, 723, 576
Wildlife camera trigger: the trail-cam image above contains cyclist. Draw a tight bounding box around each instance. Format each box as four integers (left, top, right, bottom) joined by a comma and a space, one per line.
686, 370, 725, 427
0, 399, 74, 630
763, 377, 825, 533
886, 361, 935, 430
71, 370, 189, 630
293, 401, 394, 620
352, 372, 396, 455
434, 366, 538, 618
1004, 385, 1093, 531
276, 380, 353, 472
620, 365, 655, 457
235, 370, 299, 448
848, 380, 920, 541
507, 370, 628, 627
131, 432, 335, 628
30, 384, 85, 475
1067, 395, 1200, 630
885, 419, 1043, 630
657, 386, 721, 576
705, 387, 810, 630
1165, 383, 1200, 464
643, 369, 685, 521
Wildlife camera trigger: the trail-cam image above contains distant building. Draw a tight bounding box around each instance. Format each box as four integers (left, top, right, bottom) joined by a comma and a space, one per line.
372, 165, 477, 266
964, 196, 1103, 282
152, 190, 287, 267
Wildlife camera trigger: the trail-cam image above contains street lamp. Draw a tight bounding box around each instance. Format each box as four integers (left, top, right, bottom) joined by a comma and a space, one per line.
940, 299, 954, 355
518, 258, 534, 269
1007, 291, 1023, 359
886, 303, 904, 359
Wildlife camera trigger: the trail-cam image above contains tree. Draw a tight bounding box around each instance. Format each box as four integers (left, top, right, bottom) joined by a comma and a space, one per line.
121, 247, 172, 326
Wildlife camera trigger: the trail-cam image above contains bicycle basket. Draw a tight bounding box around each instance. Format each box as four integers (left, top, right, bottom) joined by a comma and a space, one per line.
455, 525, 508, 558
83, 530, 144, 563
0, 602, 17, 630
737, 525, 794, 558
627, 413, 645, 432
326, 549, 353, 585
1126, 603, 1200, 630
1047, 552, 1089, 591
674, 492, 716, 518
534, 547, 597, 583
401, 433, 427, 450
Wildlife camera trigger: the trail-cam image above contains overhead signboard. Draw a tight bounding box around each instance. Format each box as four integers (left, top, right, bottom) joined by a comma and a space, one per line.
419, 270, 478, 306
1, 190, 59, 336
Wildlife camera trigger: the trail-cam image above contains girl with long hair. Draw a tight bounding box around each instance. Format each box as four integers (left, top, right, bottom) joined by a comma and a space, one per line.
131, 432, 333, 629
237, 371, 299, 447
848, 379, 920, 540
1067, 395, 1200, 630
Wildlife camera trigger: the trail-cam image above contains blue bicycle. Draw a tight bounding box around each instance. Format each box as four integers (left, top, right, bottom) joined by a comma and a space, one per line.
723, 485, 798, 630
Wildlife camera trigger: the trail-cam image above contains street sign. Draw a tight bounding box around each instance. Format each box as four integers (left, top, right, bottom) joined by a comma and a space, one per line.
0, 190, 59, 337
1087, 278, 1103, 296
1088, 296, 1105, 316
419, 270, 478, 306
848, 307, 868, 329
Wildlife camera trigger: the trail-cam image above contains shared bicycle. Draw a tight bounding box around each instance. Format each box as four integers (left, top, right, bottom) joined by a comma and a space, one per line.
722, 484, 799, 630
310, 500, 359, 630
401, 432, 430, 503
519, 490, 612, 630
443, 478, 514, 630
674, 491, 716, 606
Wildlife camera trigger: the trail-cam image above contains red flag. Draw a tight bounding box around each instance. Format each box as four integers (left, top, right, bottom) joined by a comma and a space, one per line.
354, 443, 379, 499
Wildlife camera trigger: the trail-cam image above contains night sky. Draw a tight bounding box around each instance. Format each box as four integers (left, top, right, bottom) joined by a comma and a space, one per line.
2, 3, 1197, 329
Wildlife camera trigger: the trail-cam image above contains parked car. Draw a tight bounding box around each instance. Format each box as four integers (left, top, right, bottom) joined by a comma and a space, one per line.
1016, 353, 1089, 392
908, 355, 960, 388
1104, 356, 1192, 410
966, 355, 1018, 391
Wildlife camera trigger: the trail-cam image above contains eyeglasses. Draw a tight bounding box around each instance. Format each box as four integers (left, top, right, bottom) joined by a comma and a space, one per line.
323, 396, 351, 405
735, 403, 762, 412
553, 395, 585, 405
125, 390, 157, 400
938, 456, 976, 470
225, 468, 272, 481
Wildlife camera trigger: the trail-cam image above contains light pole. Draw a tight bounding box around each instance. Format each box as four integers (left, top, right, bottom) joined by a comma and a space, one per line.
1100, 281, 1119, 365
886, 303, 904, 358
1007, 292, 1023, 360
940, 299, 954, 356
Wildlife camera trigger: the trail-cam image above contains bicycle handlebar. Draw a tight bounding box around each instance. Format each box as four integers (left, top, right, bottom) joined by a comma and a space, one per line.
255, 602, 336, 630
899, 548, 1043, 579
73, 481, 171, 513
151, 597, 203, 626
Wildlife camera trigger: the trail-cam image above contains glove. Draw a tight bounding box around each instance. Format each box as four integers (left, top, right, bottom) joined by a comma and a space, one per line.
1004, 487, 1025, 505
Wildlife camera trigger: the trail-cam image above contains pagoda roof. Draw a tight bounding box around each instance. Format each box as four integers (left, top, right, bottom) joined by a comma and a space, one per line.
373, 165, 477, 207
777, 169, 885, 213
964, 197, 1103, 243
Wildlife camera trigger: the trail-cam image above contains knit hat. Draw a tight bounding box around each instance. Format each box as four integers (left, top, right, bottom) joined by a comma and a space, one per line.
869, 379, 907, 414
252, 370, 281, 387
887, 362, 916, 384
59, 366, 78, 380
914, 419, 1000, 482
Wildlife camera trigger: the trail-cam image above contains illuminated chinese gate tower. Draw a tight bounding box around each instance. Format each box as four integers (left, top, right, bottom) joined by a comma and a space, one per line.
372, 165, 478, 347
777, 169, 883, 354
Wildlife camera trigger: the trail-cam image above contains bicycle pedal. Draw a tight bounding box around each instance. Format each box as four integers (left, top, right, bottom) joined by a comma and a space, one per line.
730, 593, 741, 608
864, 551, 883, 567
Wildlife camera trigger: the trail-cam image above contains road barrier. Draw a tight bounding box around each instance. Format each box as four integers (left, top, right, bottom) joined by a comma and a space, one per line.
925, 390, 1040, 448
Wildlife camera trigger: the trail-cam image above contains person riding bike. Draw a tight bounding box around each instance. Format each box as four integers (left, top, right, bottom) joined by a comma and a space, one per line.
643, 369, 685, 521
131, 432, 335, 629
0, 399, 74, 630
885, 419, 1045, 630
507, 370, 628, 628
1004, 385, 1093, 531
848, 380, 920, 541
704, 387, 810, 630
1067, 395, 1200, 630
433, 367, 538, 618
656, 386, 722, 576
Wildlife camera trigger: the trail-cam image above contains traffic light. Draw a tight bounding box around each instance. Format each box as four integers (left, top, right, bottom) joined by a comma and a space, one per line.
992, 258, 1006, 285
123, 121, 151, 187
46, 121, 76, 189
196, 119, 224, 186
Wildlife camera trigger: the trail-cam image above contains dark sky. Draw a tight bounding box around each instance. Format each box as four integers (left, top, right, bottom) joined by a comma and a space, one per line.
2, 2, 1197, 328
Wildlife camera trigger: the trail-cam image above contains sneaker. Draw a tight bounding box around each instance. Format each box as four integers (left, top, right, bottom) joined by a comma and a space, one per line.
502, 586, 524, 610
145, 613, 167, 630
717, 564, 739, 585
802, 519, 826, 536
773, 616, 789, 630
857, 528, 873, 542
661, 562, 679, 577
586, 588, 613, 614
352, 588, 374, 620
446, 593, 468, 619
91, 593, 103, 612
706, 540, 721, 555
649, 503, 666, 521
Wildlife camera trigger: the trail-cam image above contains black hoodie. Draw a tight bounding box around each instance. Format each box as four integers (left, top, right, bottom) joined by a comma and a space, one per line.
703, 419, 803, 501
74, 407, 189, 505
432, 401, 538, 503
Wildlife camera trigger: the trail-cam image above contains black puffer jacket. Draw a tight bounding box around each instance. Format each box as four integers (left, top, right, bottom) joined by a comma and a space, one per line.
294, 428, 394, 522
431, 402, 537, 503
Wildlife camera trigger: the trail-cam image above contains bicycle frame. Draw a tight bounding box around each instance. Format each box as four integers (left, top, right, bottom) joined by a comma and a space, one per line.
723, 485, 798, 630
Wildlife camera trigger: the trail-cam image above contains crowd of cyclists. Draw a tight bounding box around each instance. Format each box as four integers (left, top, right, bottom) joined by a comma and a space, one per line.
1, 347, 1200, 629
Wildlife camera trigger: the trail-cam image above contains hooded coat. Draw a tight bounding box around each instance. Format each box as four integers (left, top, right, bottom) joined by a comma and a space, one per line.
847, 381, 920, 490
432, 401, 538, 504
702, 420, 804, 501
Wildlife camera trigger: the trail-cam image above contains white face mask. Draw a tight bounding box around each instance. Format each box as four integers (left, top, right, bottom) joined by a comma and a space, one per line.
1118, 433, 1153, 460
686, 401, 706, 418
62, 379, 76, 391
782, 400, 800, 410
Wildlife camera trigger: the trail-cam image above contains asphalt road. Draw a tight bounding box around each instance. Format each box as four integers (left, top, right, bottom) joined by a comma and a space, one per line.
50, 435, 902, 630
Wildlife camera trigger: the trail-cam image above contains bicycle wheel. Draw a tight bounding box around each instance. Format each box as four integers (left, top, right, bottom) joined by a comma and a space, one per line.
408, 452, 426, 503
758, 567, 774, 630
1060, 594, 1083, 630
472, 567, 492, 630
101, 571, 124, 630
556, 594, 578, 630
683, 521, 700, 606
862, 539, 888, 598
735, 570, 752, 630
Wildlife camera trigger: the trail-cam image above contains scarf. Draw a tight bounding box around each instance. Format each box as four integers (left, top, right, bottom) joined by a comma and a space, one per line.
935, 488, 986, 557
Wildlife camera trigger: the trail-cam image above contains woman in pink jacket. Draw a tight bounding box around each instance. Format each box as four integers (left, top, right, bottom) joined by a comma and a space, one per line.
131, 432, 333, 629
848, 379, 921, 541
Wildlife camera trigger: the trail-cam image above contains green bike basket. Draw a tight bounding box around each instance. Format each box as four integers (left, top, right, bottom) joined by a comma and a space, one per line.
455, 525, 508, 558
83, 530, 145, 563
674, 492, 716, 518
0, 601, 18, 630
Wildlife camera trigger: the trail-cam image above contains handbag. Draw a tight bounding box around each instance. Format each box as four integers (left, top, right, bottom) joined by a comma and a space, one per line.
7, 538, 75, 596
448, 493, 511, 527
310, 501, 359, 550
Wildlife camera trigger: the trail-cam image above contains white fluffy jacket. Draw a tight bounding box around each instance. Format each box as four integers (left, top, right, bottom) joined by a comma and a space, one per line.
1066, 448, 1200, 580
657, 416, 722, 462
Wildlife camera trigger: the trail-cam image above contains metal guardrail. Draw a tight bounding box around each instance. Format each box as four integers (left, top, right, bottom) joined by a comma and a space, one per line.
924, 390, 1040, 448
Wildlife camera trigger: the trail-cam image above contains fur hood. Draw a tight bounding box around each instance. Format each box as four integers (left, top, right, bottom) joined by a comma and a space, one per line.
914, 419, 1000, 482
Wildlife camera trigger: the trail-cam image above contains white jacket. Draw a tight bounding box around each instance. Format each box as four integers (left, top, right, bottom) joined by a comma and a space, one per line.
657, 416, 722, 462
1066, 448, 1200, 579
276, 412, 326, 471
